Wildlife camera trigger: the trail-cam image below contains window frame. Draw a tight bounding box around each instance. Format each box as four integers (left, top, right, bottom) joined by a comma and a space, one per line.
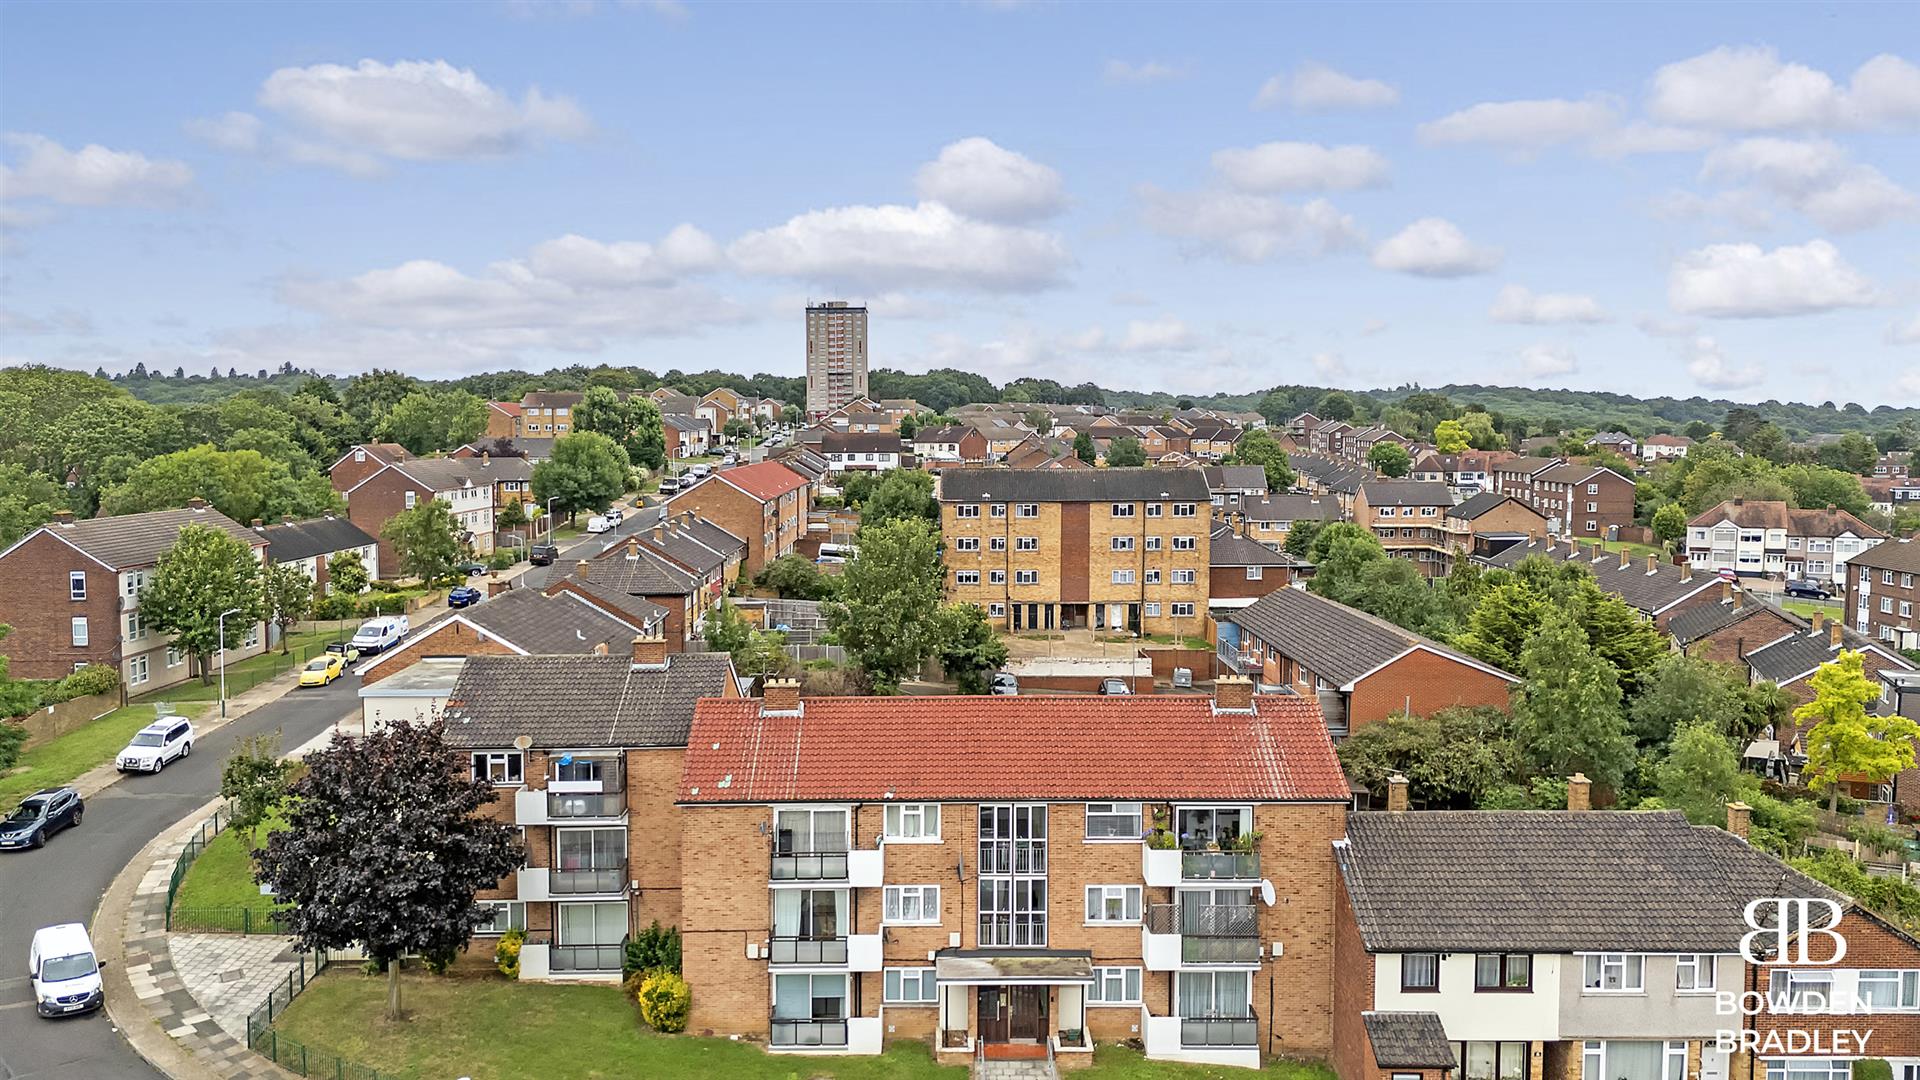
1582, 953, 1645, 994
1400, 952, 1440, 993
883, 803, 941, 843
69, 571, 87, 601
1088, 965, 1143, 1006
1083, 884, 1143, 925
473, 900, 527, 935
1473, 953, 1533, 992
882, 884, 942, 926
1674, 954, 1717, 994
883, 966, 939, 1004
70, 617, 88, 647
471, 750, 525, 786
1084, 802, 1143, 841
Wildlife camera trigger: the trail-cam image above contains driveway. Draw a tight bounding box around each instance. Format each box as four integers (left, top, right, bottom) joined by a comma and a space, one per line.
0, 675, 360, 1080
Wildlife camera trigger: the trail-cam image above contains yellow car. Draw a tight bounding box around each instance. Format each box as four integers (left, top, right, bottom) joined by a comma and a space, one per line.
298, 654, 345, 687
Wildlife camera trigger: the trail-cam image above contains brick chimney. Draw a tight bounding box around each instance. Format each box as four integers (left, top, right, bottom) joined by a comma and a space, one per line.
626, 538, 640, 560
1830, 620, 1843, 649
187, 497, 208, 510
1682, 562, 1693, 582
1385, 774, 1409, 813
1733, 588, 1744, 611
577, 559, 591, 582
1214, 674, 1254, 712
592, 642, 608, 656
486, 575, 508, 597
1619, 547, 1630, 569
630, 631, 668, 668
1567, 773, 1591, 812
251, 517, 264, 529
1726, 801, 1752, 842
53, 509, 74, 527
1645, 554, 1657, 574
1721, 582, 1732, 604
1733, 496, 1744, 507
762, 677, 802, 714
1811, 611, 1825, 632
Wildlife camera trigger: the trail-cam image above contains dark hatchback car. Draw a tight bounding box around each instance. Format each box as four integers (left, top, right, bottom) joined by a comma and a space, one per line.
447, 585, 483, 608
529, 544, 560, 566
0, 788, 83, 850
1784, 579, 1833, 600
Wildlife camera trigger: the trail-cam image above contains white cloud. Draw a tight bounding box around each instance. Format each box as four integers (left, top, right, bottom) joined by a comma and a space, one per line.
1587, 123, 1719, 158
1648, 46, 1920, 131
1636, 315, 1698, 339
1138, 185, 1364, 262
1210, 141, 1388, 192
1311, 351, 1349, 378
0, 133, 193, 206
1890, 312, 1920, 346
727, 201, 1069, 292
1371, 218, 1501, 277
913, 137, 1066, 223
1684, 335, 1764, 390
0, 307, 94, 335
1489, 284, 1608, 324
525, 225, 723, 287
1668, 239, 1877, 318
225, 59, 590, 169
1253, 62, 1398, 111
1417, 98, 1617, 149
1104, 59, 1182, 84
1517, 343, 1578, 377
1701, 137, 1916, 231
184, 111, 264, 153
1118, 315, 1196, 352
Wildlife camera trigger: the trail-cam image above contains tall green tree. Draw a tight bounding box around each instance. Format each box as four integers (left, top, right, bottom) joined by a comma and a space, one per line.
1797, 650, 1920, 811
1315, 391, 1356, 422
1512, 608, 1636, 791
1106, 437, 1146, 467
376, 389, 489, 455
1282, 519, 1326, 559
1228, 428, 1297, 489
140, 524, 267, 684
100, 444, 336, 524
574, 387, 666, 470
221, 730, 295, 848
342, 369, 422, 427
823, 518, 944, 692
1337, 707, 1518, 809
532, 432, 630, 524
1629, 653, 1750, 746
262, 563, 315, 654
933, 603, 1010, 694
1452, 581, 1550, 674
1651, 502, 1687, 549
1367, 442, 1412, 477
1433, 419, 1470, 453
1072, 431, 1096, 465
327, 550, 370, 595
859, 469, 937, 530
1652, 722, 1748, 826
382, 499, 463, 584
0, 464, 68, 547
255, 718, 521, 1019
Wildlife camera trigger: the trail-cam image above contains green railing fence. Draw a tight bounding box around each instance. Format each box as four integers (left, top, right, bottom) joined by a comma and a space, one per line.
243, 950, 410, 1080
164, 805, 229, 925
162, 804, 284, 934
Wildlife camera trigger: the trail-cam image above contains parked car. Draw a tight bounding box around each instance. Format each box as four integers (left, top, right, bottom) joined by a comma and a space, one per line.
605, 507, 624, 525
0, 788, 83, 850
689, 463, 712, 478
324, 641, 360, 663
298, 654, 345, 687
990, 672, 1019, 696
29, 922, 103, 1017
457, 559, 487, 576
1098, 678, 1133, 696
586, 515, 612, 534
658, 476, 681, 495
448, 585, 483, 608
1784, 579, 1833, 600
528, 544, 560, 566
116, 716, 194, 772
349, 615, 410, 655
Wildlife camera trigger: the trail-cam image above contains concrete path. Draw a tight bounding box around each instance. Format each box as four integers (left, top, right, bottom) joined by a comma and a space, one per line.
975, 1057, 1058, 1080
166, 936, 304, 1044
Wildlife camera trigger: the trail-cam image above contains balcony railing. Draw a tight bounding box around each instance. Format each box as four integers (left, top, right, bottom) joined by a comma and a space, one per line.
550, 861, 627, 895
547, 791, 626, 819
770, 1017, 848, 1047
1181, 1011, 1258, 1048
768, 936, 849, 964
1181, 850, 1260, 880
771, 849, 850, 881
546, 934, 627, 973
1145, 904, 1259, 964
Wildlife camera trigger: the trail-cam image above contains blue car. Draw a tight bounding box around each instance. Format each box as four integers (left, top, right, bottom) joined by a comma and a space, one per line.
447, 586, 482, 608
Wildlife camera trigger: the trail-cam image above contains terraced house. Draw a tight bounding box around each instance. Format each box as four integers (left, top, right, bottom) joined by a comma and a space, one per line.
938, 468, 1212, 635
674, 678, 1352, 1068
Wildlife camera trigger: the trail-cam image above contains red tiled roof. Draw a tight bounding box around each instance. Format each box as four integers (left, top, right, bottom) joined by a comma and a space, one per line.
679, 695, 1350, 804
491, 401, 523, 417
714, 461, 809, 502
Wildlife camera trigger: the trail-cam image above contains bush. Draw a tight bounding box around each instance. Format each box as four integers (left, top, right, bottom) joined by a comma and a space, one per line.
486, 550, 518, 571
1855, 1061, 1893, 1080
624, 921, 682, 977
636, 970, 691, 1032
0, 721, 27, 770
44, 664, 119, 704
312, 592, 358, 621
495, 929, 524, 979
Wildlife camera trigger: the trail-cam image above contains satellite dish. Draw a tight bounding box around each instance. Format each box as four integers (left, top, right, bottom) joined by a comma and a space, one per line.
1259, 879, 1277, 907
513, 734, 532, 751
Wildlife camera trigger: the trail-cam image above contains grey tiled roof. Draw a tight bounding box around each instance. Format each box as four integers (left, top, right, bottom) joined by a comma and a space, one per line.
1665, 598, 1782, 645
1362, 1013, 1455, 1069
937, 467, 1210, 504
1847, 538, 1920, 574
258, 516, 376, 563
442, 651, 735, 748
560, 548, 697, 596
1209, 525, 1298, 568
1201, 466, 1267, 492
1360, 481, 1454, 508
822, 432, 906, 454
35, 506, 264, 569
1288, 454, 1370, 494
1492, 455, 1560, 477
1339, 810, 1833, 952
431, 587, 661, 653
390, 456, 532, 493
1238, 495, 1341, 523
1478, 539, 1717, 616
1227, 587, 1514, 688
1745, 621, 1911, 684
1445, 492, 1527, 521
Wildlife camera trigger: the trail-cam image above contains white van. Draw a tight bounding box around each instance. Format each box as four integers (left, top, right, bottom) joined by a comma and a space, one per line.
689, 463, 712, 478
30, 922, 103, 1017
586, 515, 612, 534
349, 615, 410, 656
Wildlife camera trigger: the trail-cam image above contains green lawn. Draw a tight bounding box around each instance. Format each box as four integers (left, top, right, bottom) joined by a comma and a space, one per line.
1781, 598, 1842, 619
131, 629, 346, 707
169, 813, 285, 930
1598, 537, 1667, 561
1083, 1048, 1335, 1080
0, 701, 207, 807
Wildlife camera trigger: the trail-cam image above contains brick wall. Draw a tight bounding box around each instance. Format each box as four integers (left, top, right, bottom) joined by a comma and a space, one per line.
328, 449, 391, 495
1683, 607, 1798, 666
1750, 909, 1920, 1058
359, 620, 517, 686
344, 473, 436, 576
1347, 649, 1514, 730
1210, 563, 1292, 600
681, 803, 778, 1036
668, 484, 779, 575
0, 528, 123, 679
630, 748, 687, 930
1330, 882, 1375, 1080
1654, 581, 1734, 632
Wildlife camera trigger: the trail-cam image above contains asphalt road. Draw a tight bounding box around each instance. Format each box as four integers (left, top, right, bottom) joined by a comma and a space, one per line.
0, 675, 360, 1080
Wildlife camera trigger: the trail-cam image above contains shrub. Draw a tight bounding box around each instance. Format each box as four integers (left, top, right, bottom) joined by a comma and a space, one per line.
636, 970, 691, 1032
424, 943, 459, 976
495, 929, 525, 979
486, 550, 518, 571
48, 664, 119, 703
1856, 1061, 1893, 1080
625, 921, 682, 977
0, 721, 27, 770
311, 592, 358, 620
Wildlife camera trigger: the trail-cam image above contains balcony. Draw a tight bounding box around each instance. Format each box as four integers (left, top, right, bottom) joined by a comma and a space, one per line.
1182, 1013, 1258, 1048
769, 848, 884, 888
516, 862, 629, 901
1143, 846, 1260, 886
512, 765, 628, 826
1142, 904, 1259, 970
767, 933, 882, 970
770, 1017, 847, 1048
1141, 1010, 1260, 1068
516, 934, 625, 980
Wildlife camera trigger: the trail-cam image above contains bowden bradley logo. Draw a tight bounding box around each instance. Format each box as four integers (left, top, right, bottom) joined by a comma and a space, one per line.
1740, 897, 1847, 965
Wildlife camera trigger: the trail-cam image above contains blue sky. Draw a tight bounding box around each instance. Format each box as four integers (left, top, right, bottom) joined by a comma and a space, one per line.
2, 1, 1917, 402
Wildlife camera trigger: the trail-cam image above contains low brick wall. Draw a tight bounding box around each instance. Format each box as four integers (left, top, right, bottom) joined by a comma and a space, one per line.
1137, 646, 1216, 682
10, 691, 120, 750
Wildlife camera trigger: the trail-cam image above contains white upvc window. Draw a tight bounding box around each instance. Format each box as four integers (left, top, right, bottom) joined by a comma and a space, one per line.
987, 603, 1006, 618
475, 900, 527, 934
1111, 503, 1135, 518
1145, 536, 1162, 552
1173, 536, 1196, 551
955, 570, 980, 585
1171, 602, 1195, 617
127, 611, 144, 641
1171, 569, 1196, 584
1089, 966, 1142, 1005
883, 803, 940, 841
989, 504, 1007, 519
1016, 537, 1039, 552
1144, 569, 1161, 584
165, 646, 184, 668
1246, 566, 1264, 580
883, 885, 941, 925
884, 967, 938, 1004
1580, 1040, 1687, 1080
954, 537, 979, 552
1016, 504, 1038, 518
123, 570, 145, 597
1146, 503, 1163, 518
1085, 802, 1143, 840
128, 655, 149, 686
989, 537, 1006, 552
1583, 953, 1645, 992
1674, 954, 1716, 993
471, 750, 524, 785
1112, 569, 1136, 585
955, 505, 980, 519
69, 571, 87, 600
989, 570, 1006, 585
404, 490, 418, 509
70, 617, 88, 646
1085, 885, 1142, 924
1015, 570, 1038, 585
1112, 536, 1134, 552
1855, 969, 1920, 1010
1173, 503, 1197, 517
1764, 1062, 1851, 1080
1143, 602, 1160, 617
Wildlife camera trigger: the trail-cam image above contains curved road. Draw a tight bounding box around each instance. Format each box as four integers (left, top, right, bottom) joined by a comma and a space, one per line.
0, 675, 360, 1080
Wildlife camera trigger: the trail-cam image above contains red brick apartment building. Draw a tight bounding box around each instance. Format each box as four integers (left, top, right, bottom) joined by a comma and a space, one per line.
663, 461, 812, 576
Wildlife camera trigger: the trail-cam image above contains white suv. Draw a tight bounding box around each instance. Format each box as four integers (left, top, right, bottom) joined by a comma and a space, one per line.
116, 716, 194, 773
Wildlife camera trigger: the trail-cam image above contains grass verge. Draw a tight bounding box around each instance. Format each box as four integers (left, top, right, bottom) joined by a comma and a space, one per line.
0, 701, 206, 807
169, 812, 286, 930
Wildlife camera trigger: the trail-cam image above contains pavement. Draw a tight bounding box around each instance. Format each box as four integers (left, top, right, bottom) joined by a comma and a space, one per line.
0, 668, 360, 1080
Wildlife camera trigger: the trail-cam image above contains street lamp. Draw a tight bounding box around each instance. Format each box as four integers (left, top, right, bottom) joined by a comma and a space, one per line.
545, 497, 561, 543
216, 607, 243, 719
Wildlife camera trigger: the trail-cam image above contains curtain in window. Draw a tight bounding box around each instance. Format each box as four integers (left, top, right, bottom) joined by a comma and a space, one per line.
808, 890, 840, 938
1217, 972, 1251, 1017
774, 974, 810, 1020
1177, 973, 1213, 1017
777, 810, 812, 854
774, 890, 801, 936
1499, 1042, 1526, 1080
1606, 1041, 1663, 1080
1465, 1042, 1497, 1080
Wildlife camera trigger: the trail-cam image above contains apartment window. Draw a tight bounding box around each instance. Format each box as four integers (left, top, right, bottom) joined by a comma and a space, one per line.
474, 901, 526, 935
1401, 953, 1439, 992
243, 624, 259, 649
1016, 504, 1038, 518
1906, 574, 1916, 589
1245, 566, 1264, 580
990, 504, 1007, 519
772, 973, 847, 1040
955, 505, 980, 519
1145, 536, 1162, 552
1144, 569, 1161, 584
1674, 954, 1716, 993
1422, 507, 1437, 517
1789, 537, 1803, 550
404, 491, 417, 510
1085, 802, 1142, 839
1111, 536, 1135, 552
1587, 483, 1600, 494
123, 570, 145, 597
1015, 570, 1038, 585
1112, 569, 1136, 585
1110, 503, 1135, 518
128, 655, 149, 687
1173, 503, 1197, 517
1903, 602, 1912, 618
883, 803, 940, 841
126, 611, 144, 641
1084, 885, 1142, 924
1474, 953, 1532, 991
1883, 597, 1895, 614
165, 646, 184, 668
1172, 536, 1196, 551
1016, 537, 1039, 552
1581, 1041, 1687, 1080
954, 537, 979, 552
1586, 502, 1598, 513
883, 967, 938, 1004
471, 751, 524, 785
989, 570, 1006, 585
69, 571, 86, 601
1089, 966, 1142, 1005
1886, 571, 1897, 585
883, 885, 941, 925
989, 537, 1006, 551
987, 603, 1006, 618
1583, 953, 1644, 992
1586, 521, 1596, 533
1764, 1063, 1851, 1080
1143, 602, 1160, 617
1175, 569, 1200, 585
70, 617, 88, 647
1379, 506, 1396, 518
1171, 603, 1195, 617
1146, 504, 1163, 518
955, 570, 980, 585
978, 804, 1047, 947
1177, 970, 1251, 1020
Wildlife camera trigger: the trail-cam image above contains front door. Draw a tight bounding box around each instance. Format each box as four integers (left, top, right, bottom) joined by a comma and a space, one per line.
978, 987, 1009, 1043
1009, 986, 1048, 1041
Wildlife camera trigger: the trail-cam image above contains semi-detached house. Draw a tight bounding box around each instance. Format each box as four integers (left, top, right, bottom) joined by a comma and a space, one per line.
1687, 499, 1885, 588
335, 451, 528, 568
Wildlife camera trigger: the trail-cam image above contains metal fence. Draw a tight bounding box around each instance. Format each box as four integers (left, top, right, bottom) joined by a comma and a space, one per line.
785, 644, 847, 665
243, 950, 408, 1079
163, 804, 286, 934
164, 806, 229, 926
